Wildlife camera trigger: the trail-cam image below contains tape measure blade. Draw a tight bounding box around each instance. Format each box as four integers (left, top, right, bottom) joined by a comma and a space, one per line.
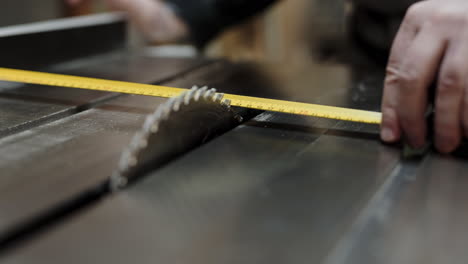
0, 67, 187, 98
0, 67, 383, 125
224, 94, 382, 124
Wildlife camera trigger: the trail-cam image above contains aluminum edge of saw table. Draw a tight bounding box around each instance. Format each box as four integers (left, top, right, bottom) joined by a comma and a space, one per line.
0, 12, 128, 137
324, 153, 468, 264
0, 12, 126, 70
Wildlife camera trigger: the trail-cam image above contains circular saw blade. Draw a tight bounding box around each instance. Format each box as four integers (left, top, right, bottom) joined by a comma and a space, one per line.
111, 86, 243, 190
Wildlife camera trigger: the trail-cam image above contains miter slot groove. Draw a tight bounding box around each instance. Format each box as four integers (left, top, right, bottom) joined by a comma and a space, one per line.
0, 94, 119, 138
323, 160, 424, 264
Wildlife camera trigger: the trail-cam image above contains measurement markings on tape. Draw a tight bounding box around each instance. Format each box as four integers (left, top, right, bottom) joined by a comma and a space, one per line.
0, 67, 382, 124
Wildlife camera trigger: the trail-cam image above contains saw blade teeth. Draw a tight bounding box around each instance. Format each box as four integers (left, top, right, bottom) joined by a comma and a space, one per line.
139, 140, 148, 148
204, 88, 216, 100
194, 90, 201, 101
117, 177, 128, 188
173, 96, 183, 111
213, 93, 224, 103
110, 175, 128, 191
221, 98, 231, 107
142, 118, 151, 131
128, 134, 141, 149
194, 87, 206, 101
118, 150, 130, 170
128, 156, 138, 167
161, 98, 175, 119
150, 123, 159, 133
184, 89, 196, 105
142, 114, 155, 132
112, 86, 242, 191
161, 108, 170, 120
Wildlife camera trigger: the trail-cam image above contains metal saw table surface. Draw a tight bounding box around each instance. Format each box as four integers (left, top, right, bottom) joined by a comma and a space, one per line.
0, 14, 467, 264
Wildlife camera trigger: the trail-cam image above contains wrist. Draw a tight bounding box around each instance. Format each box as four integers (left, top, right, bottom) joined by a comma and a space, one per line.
117, 0, 189, 44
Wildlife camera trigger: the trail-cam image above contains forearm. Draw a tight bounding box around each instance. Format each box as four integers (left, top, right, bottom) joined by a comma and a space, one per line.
110, 0, 188, 44
136, 2, 188, 44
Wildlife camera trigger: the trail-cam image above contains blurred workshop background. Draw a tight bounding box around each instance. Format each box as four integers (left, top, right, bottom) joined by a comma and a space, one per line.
0, 0, 348, 64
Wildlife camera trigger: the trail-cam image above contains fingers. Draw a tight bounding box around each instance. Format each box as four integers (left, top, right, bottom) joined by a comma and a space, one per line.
383, 1, 468, 153
386, 3, 425, 68
435, 38, 468, 153
381, 3, 426, 143
383, 26, 447, 148
381, 75, 402, 143
463, 80, 468, 138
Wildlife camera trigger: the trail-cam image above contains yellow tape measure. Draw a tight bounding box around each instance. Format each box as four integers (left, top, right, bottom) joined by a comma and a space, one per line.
0, 67, 382, 124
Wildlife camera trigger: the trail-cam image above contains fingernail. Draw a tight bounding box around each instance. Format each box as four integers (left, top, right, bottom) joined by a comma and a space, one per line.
435, 135, 459, 154
381, 127, 396, 142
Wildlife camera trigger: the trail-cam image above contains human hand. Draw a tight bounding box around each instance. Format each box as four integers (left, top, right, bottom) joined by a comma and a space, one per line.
66, 0, 188, 43
381, 0, 468, 153
66, 0, 134, 11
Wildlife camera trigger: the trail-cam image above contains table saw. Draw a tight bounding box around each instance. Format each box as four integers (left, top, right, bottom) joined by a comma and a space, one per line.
0, 13, 467, 264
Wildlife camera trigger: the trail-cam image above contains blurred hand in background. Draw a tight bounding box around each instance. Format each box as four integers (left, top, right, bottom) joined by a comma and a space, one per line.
66, 0, 188, 44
